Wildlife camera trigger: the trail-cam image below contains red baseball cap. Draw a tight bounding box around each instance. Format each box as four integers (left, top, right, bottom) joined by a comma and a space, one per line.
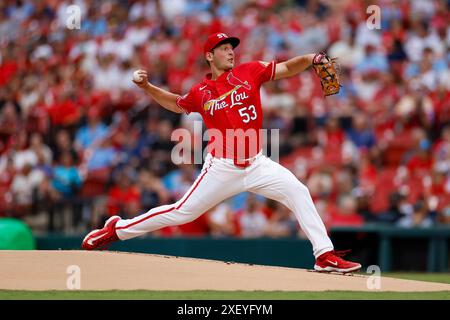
204, 32, 240, 54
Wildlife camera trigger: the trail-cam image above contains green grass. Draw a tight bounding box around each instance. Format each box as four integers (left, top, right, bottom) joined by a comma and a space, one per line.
1, 273, 449, 300
382, 273, 450, 284
0, 290, 449, 300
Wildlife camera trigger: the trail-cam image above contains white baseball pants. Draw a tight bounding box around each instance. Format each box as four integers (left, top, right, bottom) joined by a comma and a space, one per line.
115, 153, 334, 258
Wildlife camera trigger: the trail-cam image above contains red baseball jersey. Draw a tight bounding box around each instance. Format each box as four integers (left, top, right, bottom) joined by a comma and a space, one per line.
176, 60, 276, 161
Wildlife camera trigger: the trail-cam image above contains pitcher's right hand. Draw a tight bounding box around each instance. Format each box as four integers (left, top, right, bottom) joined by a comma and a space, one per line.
132, 69, 150, 89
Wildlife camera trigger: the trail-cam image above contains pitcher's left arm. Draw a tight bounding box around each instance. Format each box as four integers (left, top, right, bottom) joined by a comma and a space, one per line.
262, 53, 327, 80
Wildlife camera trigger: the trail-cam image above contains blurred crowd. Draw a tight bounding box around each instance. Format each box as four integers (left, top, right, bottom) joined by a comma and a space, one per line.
0, 0, 449, 237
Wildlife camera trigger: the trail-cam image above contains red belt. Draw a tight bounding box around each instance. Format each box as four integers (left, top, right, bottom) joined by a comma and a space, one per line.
233, 158, 253, 168
232, 151, 262, 168
214, 151, 262, 169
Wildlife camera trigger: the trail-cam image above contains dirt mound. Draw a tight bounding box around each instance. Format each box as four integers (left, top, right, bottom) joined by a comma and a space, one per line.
1, 250, 449, 292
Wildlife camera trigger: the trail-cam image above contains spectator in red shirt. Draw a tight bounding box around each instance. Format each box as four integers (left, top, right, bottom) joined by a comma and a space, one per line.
319, 116, 345, 149
0, 102, 20, 153
433, 124, 450, 172
46, 91, 81, 127
406, 139, 433, 176
0, 49, 18, 86
106, 169, 141, 218
424, 169, 446, 198
358, 149, 377, 196
0, 155, 16, 215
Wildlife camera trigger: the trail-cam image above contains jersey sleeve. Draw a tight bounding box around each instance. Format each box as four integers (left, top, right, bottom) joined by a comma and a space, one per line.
246, 60, 276, 86
176, 89, 198, 114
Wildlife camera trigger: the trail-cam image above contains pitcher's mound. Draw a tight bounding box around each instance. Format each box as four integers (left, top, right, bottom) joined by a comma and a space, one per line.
1, 250, 449, 292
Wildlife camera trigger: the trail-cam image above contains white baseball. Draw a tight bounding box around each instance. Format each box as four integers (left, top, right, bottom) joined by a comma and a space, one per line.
133, 70, 144, 83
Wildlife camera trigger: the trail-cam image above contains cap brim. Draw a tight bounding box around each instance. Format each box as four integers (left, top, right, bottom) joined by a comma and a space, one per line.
214, 37, 240, 50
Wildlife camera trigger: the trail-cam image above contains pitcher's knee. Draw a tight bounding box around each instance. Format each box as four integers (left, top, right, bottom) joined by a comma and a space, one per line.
298, 181, 311, 194
175, 204, 204, 224
279, 168, 310, 195
175, 213, 194, 225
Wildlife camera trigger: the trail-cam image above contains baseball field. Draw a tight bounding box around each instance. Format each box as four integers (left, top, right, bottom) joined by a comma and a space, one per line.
0, 251, 449, 299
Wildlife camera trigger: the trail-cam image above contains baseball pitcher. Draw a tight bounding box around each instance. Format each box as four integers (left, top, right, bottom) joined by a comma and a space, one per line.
82, 33, 360, 273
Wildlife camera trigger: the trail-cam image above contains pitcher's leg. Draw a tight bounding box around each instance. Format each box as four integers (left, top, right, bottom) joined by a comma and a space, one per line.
115, 156, 245, 240
246, 156, 333, 258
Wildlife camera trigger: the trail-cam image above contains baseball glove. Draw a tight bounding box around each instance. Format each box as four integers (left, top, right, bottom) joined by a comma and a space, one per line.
312, 52, 341, 97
